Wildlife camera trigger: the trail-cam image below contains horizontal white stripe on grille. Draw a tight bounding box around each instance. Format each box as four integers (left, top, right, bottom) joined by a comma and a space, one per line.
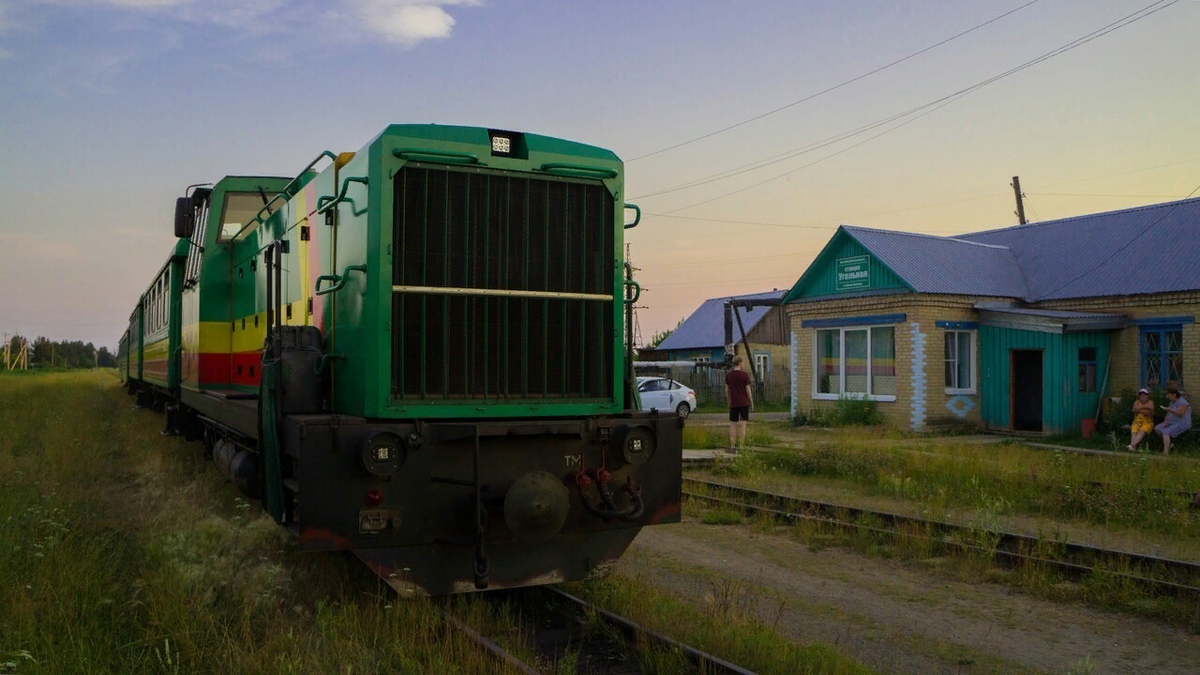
392, 285, 613, 301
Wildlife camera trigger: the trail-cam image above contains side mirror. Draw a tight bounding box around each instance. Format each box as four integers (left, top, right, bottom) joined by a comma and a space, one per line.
174, 197, 194, 239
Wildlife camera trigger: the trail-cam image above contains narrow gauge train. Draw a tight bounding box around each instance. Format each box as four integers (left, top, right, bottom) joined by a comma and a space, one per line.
117, 125, 682, 595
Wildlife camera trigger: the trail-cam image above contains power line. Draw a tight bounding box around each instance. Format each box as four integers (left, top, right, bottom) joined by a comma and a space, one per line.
649, 274, 798, 288
632, 0, 1180, 211
626, 0, 1046, 162
1026, 192, 1190, 198
641, 249, 821, 271
630, 156, 1200, 244
1033, 157, 1200, 190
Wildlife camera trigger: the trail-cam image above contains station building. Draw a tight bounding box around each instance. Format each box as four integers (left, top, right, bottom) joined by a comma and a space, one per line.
783, 197, 1200, 433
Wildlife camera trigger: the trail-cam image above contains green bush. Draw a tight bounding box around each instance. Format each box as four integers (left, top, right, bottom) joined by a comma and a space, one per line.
807, 395, 885, 427
699, 507, 745, 525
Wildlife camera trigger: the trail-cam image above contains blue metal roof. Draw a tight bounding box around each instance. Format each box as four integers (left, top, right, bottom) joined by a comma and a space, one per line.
841, 226, 1029, 298
656, 290, 786, 351
960, 197, 1200, 300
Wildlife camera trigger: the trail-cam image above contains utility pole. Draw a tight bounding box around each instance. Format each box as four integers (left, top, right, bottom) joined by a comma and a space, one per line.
1011, 175, 1027, 225
624, 243, 646, 348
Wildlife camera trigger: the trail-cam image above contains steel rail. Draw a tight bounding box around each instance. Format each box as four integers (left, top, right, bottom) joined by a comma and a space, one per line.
429, 584, 756, 674
683, 477, 1200, 599
436, 608, 542, 675
687, 454, 1196, 500
541, 587, 757, 675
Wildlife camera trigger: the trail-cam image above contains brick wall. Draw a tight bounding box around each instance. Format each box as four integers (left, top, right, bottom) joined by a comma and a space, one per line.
788, 290, 1200, 431
1037, 291, 1200, 395
787, 294, 1004, 431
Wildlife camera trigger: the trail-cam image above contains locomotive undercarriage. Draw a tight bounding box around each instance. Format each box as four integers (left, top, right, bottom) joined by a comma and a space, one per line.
151, 388, 682, 595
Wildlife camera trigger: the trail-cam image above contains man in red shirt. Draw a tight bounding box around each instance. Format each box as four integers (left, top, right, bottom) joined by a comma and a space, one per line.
724, 355, 754, 453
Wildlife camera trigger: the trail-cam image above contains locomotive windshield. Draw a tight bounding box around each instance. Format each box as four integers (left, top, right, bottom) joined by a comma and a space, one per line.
217, 192, 270, 243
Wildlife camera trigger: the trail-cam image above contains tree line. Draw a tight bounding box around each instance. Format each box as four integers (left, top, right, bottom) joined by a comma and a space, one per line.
3, 335, 115, 369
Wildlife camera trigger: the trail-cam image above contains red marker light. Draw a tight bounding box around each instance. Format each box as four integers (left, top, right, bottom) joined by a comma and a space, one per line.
365, 488, 383, 507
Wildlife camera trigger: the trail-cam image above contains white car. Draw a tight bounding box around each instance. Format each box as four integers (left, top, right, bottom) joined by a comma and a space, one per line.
636, 376, 698, 418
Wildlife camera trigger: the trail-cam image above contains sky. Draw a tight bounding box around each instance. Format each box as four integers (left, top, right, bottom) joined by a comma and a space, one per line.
0, 0, 1197, 349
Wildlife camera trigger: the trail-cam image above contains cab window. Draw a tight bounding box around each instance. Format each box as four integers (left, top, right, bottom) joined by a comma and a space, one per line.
217, 193, 268, 243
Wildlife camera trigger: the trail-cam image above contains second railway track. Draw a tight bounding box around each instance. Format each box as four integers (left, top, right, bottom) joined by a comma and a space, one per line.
436, 585, 756, 675
683, 477, 1200, 600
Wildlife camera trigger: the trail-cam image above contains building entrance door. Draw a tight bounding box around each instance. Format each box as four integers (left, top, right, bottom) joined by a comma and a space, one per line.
1010, 349, 1043, 432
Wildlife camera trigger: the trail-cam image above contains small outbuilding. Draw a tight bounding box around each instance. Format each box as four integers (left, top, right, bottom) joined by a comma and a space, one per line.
783, 197, 1200, 433
648, 290, 789, 376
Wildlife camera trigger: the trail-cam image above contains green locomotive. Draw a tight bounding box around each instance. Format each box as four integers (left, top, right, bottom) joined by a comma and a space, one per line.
118, 125, 682, 595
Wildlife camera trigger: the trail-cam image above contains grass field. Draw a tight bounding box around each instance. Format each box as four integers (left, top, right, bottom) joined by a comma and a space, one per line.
712, 427, 1200, 541
0, 370, 530, 674
0, 371, 871, 674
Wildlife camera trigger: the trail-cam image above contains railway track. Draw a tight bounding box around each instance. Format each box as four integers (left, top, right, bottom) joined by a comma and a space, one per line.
683, 477, 1200, 600
684, 453, 1200, 503
437, 585, 755, 674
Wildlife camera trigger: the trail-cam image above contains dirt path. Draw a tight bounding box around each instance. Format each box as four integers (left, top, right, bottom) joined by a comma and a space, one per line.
618, 521, 1200, 675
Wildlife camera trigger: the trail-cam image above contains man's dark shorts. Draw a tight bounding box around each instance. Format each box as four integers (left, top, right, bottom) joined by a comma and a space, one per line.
729, 406, 750, 422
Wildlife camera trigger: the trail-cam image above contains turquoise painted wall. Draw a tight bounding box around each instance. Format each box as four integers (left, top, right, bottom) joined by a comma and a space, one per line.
788, 232, 910, 300
979, 326, 1110, 434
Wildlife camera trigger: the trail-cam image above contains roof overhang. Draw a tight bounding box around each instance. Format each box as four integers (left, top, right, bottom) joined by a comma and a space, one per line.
976, 306, 1128, 334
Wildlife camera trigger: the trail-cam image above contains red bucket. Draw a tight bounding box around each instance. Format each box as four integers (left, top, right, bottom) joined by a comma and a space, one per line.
1081, 418, 1096, 439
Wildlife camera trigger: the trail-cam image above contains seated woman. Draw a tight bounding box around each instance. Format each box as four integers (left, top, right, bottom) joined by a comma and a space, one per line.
1128, 388, 1154, 451
1154, 385, 1192, 455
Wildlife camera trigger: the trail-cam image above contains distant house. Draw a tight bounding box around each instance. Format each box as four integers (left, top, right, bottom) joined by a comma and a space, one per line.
783, 197, 1200, 433
645, 290, 789, 378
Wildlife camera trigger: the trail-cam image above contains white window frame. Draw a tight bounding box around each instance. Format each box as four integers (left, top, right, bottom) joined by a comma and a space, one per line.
943, 329, 977, 395
754, 352, 770, 376
812, 325, 897, 402
692, 355, 710, 363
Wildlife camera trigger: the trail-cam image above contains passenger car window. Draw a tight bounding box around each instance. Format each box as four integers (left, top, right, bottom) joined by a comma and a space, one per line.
639, 379, 664, 392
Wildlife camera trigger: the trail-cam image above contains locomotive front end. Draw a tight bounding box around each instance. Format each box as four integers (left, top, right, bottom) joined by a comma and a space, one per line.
287, 125, 682, 595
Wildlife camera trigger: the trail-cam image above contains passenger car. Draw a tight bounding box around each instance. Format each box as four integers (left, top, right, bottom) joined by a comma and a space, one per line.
636, 376, 697, 418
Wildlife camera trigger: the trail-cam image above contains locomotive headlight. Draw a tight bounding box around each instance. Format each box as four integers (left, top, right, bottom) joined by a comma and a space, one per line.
491, 135, 512, 155
362, 431, 406, 478
611, 425, 656, 465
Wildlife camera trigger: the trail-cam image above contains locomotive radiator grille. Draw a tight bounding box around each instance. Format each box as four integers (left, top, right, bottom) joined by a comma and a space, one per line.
391, 164, 615, 401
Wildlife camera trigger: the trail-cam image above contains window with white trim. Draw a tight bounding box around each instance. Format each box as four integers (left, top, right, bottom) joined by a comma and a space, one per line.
754, 353, 770, 376
692, 355, 711, 363
944, 330, 975, 393
814, 326, 895, 399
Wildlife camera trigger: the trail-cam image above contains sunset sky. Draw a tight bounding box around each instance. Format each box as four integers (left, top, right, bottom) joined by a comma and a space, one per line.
1, 0, 1197, 348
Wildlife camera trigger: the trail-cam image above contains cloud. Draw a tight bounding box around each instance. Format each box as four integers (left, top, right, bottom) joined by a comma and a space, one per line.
351, 0, 481, 46
178, 0, 289, 29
